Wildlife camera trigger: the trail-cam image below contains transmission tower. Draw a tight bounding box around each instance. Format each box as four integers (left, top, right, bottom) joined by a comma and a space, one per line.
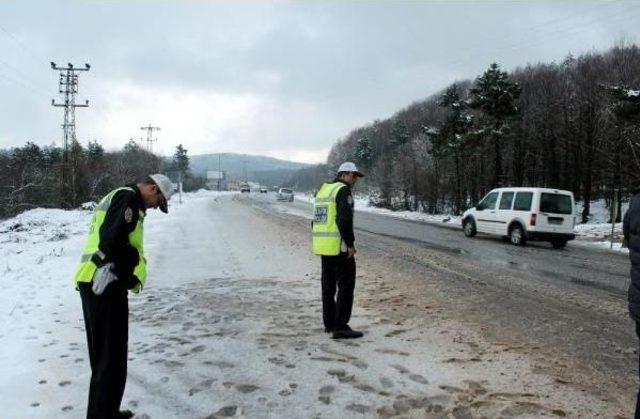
51, 62, 90, 207
140, 124, 161, 152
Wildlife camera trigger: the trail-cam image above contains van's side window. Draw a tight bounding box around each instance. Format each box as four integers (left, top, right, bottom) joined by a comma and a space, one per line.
479, 192, 499, 210
514, 192, 533, 211
499, 192, 514, 210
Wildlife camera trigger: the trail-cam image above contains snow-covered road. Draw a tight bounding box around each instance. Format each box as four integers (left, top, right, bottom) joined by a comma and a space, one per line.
0, 191, 628, 417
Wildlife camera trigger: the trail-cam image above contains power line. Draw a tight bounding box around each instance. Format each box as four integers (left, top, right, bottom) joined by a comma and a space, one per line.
0, 68, 42, 99
0, 56, 49, 93
0, 23, 46, 66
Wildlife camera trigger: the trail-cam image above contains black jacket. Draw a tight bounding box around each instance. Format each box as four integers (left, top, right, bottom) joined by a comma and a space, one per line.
333, 179, 355, 248
98, 185, 145, 289
624, 189, 640, 321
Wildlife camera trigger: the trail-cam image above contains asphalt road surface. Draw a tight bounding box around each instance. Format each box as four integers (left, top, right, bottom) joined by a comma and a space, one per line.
247, 191, 637, 412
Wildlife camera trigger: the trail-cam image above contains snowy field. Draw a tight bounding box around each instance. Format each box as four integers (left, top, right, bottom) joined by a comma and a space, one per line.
296, 194, 631, 253
0, 190, 629, 417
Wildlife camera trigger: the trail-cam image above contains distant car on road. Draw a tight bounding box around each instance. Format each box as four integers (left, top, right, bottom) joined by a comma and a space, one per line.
277, 188, 294, 202
259, 187, 268, 193
240, 184, 250, 193
461, 187, 576, 248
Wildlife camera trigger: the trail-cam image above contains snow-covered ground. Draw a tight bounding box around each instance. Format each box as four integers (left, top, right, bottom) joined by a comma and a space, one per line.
296, 194, 630, 253
1, 190, 633, 417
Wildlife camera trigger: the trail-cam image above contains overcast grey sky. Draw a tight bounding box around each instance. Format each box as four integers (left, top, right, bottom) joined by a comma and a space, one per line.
0, 0, 638, 163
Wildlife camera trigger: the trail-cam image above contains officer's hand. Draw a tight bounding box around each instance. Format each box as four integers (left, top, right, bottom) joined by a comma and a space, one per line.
125, 275, 141, 290
347, 247, 356, 258
92, 263, 118, 295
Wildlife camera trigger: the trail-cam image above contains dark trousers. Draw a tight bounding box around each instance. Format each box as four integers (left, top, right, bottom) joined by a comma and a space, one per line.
636, 321, 640, 419
79, 282, 129, 419
321, 253, 356, 331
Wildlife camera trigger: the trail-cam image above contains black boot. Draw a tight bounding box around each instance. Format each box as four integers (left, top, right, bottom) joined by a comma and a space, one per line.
332, 326, 363, 339
115, 410, 134, 419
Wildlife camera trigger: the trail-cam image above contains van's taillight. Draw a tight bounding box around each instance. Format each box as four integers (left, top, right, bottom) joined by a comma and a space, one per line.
530, 213, 537, 226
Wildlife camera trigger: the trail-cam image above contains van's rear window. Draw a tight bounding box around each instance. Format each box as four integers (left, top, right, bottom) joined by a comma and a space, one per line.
540, 193, 572, 214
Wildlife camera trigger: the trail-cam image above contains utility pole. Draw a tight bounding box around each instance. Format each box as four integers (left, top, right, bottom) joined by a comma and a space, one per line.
140, 124, 161, 153
51, 62, 90, 207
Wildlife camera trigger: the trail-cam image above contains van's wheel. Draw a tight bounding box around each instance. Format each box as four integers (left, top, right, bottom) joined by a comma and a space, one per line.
463, 219, 476, 237
509, 225, 526, 246
551, 240, 567, 249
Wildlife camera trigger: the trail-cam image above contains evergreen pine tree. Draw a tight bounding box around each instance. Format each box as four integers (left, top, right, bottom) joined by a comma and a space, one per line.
354, 137, 373, 172
468, 63, 521, 187
173, 144, 190, 174
439, 83, 473, 214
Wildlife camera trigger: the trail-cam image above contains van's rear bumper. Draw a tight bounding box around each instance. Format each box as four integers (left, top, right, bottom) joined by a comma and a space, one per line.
526, 231, 576, 242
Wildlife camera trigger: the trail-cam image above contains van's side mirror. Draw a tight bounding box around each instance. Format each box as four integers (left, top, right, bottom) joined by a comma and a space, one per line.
476, 204, 484, 211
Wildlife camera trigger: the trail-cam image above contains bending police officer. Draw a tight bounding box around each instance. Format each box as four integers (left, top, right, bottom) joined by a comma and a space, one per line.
312, 162, 364, 339
75, 174, 174, 419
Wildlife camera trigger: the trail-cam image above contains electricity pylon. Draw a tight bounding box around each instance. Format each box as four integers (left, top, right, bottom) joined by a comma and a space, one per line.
51, 62, 90, 207
140, 124, 160, 153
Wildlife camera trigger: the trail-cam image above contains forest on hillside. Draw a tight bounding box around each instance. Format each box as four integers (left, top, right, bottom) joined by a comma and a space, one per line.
0, 140, 203, 218
291, 43, 640, 223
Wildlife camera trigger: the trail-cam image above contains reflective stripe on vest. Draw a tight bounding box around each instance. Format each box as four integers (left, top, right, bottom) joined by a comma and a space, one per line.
74, 187, 147, 293
312, 182, 347, 256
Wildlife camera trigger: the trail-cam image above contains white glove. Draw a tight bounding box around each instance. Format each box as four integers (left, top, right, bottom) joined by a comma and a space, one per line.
92, 263, 118, 295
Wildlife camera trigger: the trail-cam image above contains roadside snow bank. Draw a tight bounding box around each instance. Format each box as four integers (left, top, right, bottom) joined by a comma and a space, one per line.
296, 193, 461, 226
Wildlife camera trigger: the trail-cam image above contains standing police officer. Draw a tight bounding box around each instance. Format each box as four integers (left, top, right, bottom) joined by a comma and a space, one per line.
624, 186, 640, 419
312, 162, 364, 339
75, 174, 174, 419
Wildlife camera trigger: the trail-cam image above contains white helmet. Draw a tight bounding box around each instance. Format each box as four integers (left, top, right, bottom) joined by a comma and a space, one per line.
337, 161, 364, 177
149, 173, 175, 213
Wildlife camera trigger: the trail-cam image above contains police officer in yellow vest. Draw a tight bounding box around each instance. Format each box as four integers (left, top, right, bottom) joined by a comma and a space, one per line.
75, 174, 174, 419
313, 162, 364, 339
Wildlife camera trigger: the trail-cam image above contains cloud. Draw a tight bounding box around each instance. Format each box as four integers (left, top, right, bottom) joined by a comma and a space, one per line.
83, 80, 331, 162
1, 0, 639, 164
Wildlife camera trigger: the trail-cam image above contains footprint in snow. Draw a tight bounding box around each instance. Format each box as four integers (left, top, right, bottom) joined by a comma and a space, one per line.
236, 384, 260, 394
212, 360, 235, 369
354, 383, 376, 393
319, 385, 335, 395
409, 373, 428, 384
346, 404, 370, 414
211, 406, 238, 417
379, 377, 394, 388
391, 364, 410, 374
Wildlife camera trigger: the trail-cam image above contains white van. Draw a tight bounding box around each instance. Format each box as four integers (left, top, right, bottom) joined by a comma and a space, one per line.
461, 187, 576, 248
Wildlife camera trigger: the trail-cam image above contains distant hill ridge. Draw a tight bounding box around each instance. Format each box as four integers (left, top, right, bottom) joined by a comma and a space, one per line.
190, 153, 310, 181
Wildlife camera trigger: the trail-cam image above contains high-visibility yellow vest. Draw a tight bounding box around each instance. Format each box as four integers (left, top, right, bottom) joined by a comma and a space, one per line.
74, 187, 147, 293
312, 182, 347, 255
